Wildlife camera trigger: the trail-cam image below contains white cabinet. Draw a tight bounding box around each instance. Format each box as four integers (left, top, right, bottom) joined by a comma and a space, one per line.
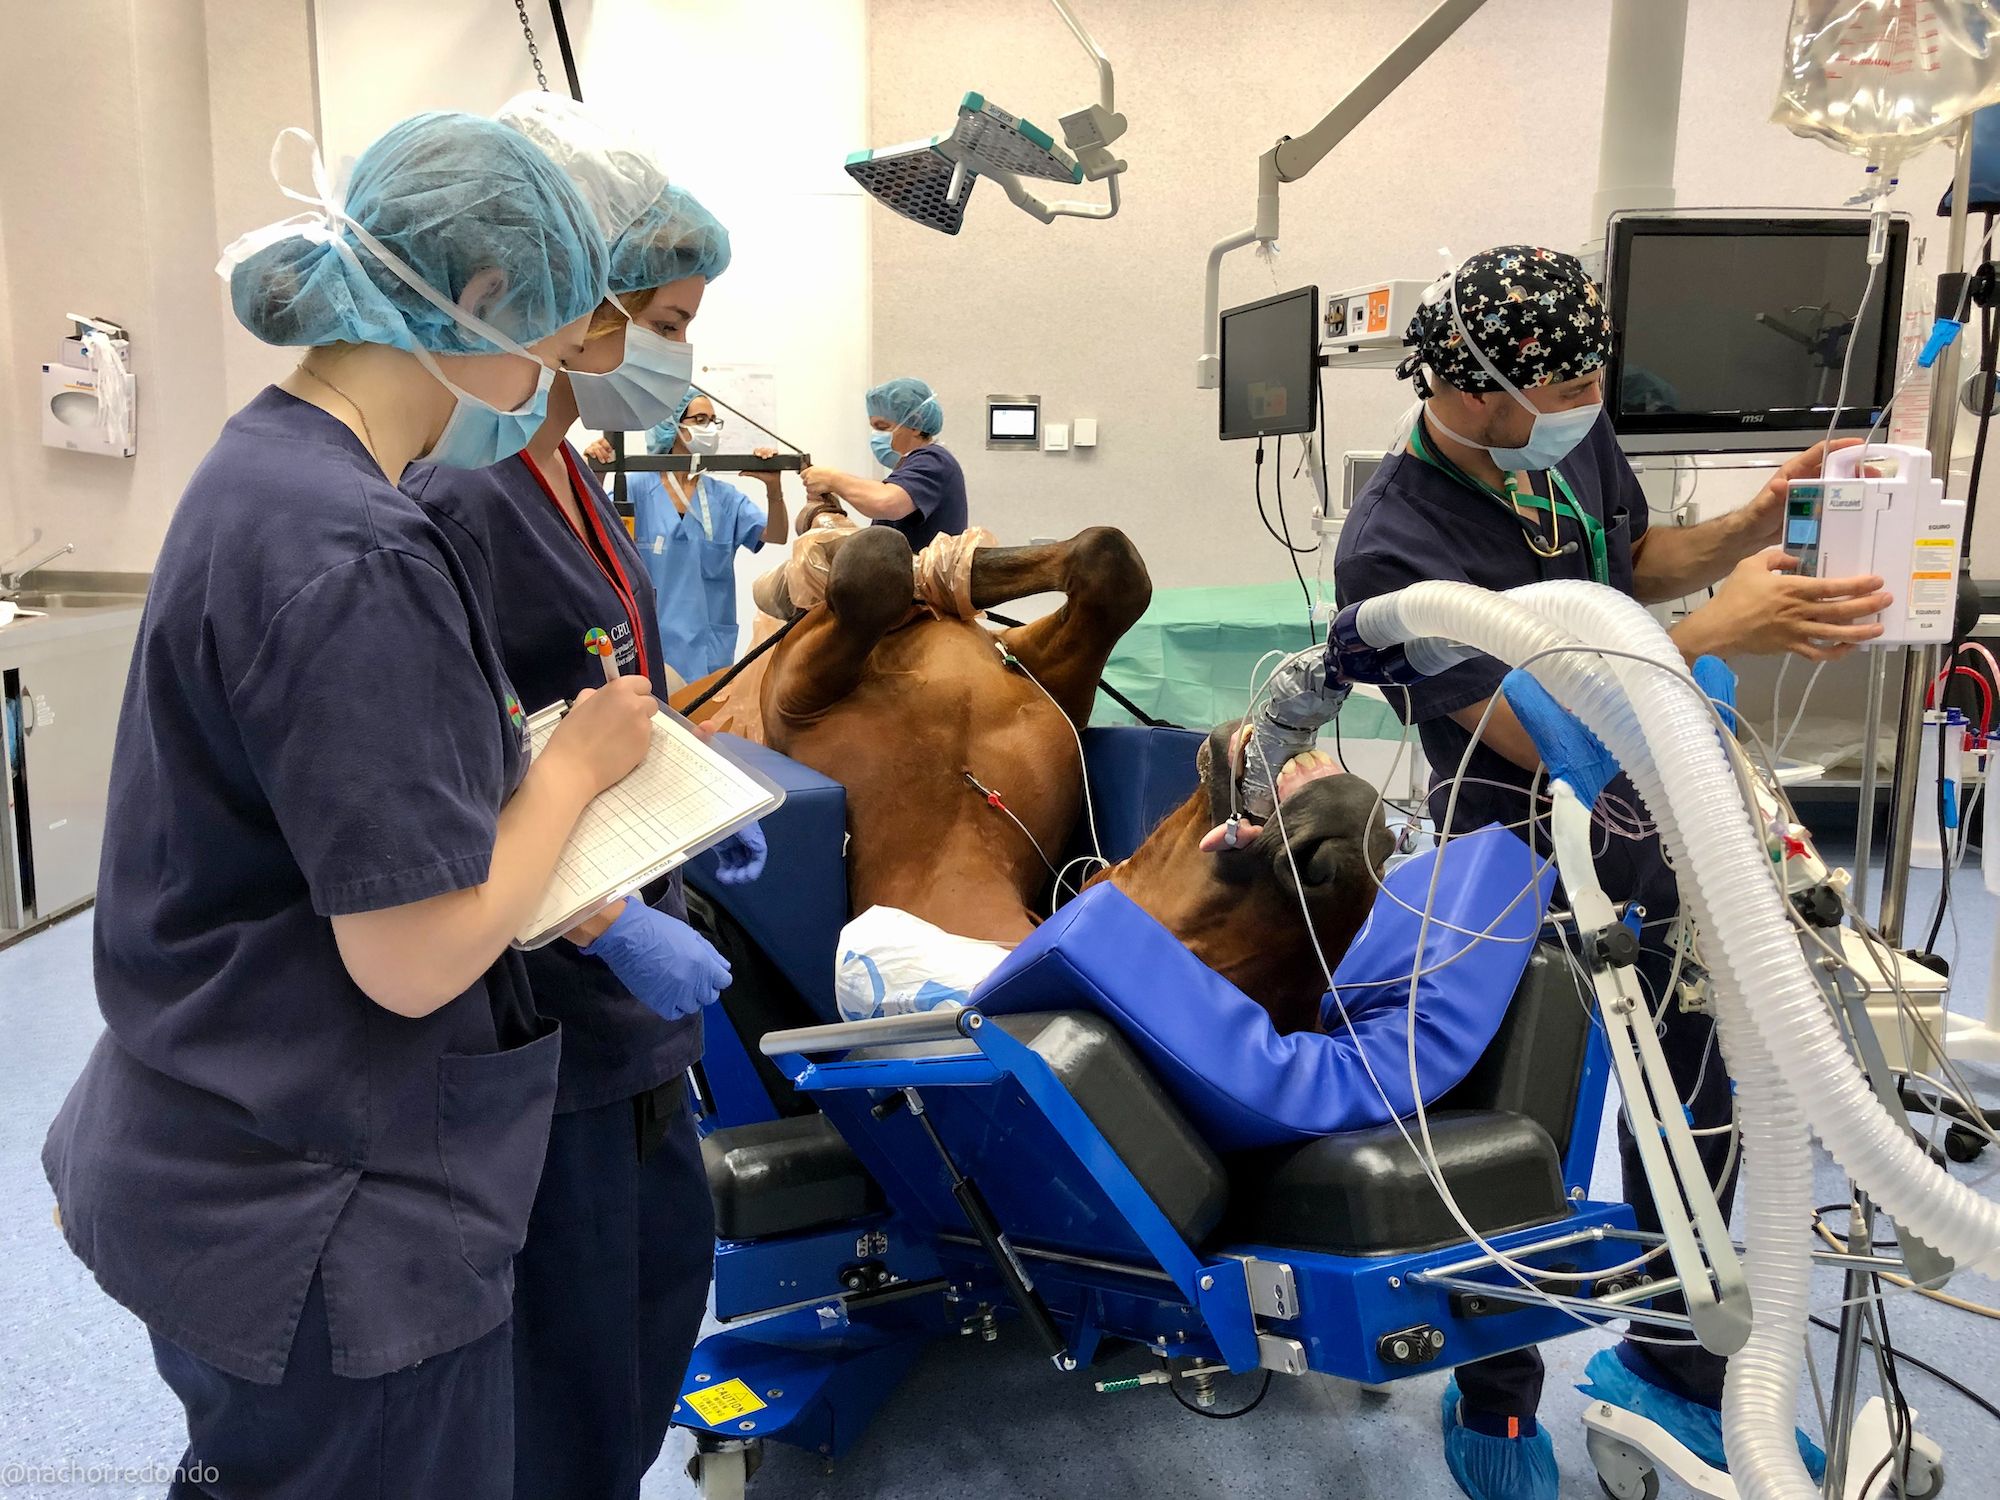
1, 607, 140, 940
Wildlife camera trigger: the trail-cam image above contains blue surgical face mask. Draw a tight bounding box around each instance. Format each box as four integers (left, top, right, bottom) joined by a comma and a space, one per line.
1439, 268, 1601, 472
424, 357, 558, 469
1431, 397, 1601, 473
870, 431, 899, 468
568, 299, 695, 431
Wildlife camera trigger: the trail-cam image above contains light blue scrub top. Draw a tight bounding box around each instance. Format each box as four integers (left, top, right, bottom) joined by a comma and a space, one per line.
628, 469, 768, 683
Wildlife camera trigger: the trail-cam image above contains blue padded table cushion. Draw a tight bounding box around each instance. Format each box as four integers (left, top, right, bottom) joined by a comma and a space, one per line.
687, 735, 852, 1022
1073, 726, 1205, 865
972, 825, 1554, 1152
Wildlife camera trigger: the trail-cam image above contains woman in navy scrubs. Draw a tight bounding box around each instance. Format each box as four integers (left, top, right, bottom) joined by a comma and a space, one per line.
403, 96, 758, 1500
40, 114, 662, 1498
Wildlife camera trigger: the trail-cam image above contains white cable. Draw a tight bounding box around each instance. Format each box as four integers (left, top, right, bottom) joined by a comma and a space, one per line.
992, 645, 1103, 893
1775, 660, 1828, 762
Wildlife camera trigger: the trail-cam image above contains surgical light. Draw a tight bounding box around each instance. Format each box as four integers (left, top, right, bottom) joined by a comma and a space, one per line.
845, 1, 1127, 234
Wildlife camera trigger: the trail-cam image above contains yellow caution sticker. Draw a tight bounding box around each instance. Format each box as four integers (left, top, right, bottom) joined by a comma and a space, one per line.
683, 1378, 769, 1427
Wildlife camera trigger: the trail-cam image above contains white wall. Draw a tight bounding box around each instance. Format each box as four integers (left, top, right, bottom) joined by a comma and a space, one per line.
312, 0, 874, 643
0, 0, 312, 577
866, 0, 1964, 590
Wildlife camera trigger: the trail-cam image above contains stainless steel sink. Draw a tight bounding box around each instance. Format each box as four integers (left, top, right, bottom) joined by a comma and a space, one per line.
6, 589, 145, 611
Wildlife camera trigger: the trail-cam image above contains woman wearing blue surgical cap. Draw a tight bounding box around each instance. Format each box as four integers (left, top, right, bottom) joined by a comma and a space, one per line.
402, 97, 764, 1500
39, 111, 662, 1499
801, 375, 970, 549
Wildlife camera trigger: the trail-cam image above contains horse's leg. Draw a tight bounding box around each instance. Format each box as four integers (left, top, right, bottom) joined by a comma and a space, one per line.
761, 525, 917, 727
970, 527, 1152, 723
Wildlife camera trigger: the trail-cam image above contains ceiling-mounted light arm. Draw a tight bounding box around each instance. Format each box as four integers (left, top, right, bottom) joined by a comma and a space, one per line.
1050, 0, 1127, 183
1195, 0, 1489, 388
993, 166, 1121, 223
1051, 0, 1113, 116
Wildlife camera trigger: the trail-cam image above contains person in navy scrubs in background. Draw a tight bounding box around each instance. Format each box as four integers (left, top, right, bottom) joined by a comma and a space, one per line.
801, 376, 968, 550
41, 113, 664, 1498
403, 95, 763, 1500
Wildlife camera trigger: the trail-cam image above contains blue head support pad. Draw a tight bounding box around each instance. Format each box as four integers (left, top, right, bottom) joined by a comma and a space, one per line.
1500, 669, 1619, 810
866, 376, 944, 436
228, 113, 609, 354
974, 824, 1553, 1152
612, 185, 732, 298
644, 385, 701, 454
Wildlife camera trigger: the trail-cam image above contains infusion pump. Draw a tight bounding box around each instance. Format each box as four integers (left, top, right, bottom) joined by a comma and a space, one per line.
1782, 443, 1963, 646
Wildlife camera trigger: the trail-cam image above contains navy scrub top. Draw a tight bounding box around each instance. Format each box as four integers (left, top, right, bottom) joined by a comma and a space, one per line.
404, 442, 701, 1114
876, 441, 968, 552
1332, 411, 1677, 917
43, 387, 554, 1384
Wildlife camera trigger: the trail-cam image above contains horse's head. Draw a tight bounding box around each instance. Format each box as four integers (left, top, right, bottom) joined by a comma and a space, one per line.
1098, 720, 1393, 1034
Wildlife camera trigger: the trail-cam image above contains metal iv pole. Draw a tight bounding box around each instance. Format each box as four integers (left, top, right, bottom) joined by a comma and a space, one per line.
1822, 120, 1976, 1500
1877, 123, 1975, 945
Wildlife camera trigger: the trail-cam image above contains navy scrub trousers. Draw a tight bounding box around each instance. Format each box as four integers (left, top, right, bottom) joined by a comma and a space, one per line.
513, 1079, 715, 1499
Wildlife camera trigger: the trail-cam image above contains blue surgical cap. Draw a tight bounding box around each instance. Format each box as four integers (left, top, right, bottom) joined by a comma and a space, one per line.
227, 113, 609, 355
611, 186, 732, 297
644, 385, 702, 453
866, 377, 943, 437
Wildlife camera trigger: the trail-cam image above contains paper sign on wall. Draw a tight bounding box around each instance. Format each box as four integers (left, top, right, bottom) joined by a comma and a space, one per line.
697, 362, 781, 442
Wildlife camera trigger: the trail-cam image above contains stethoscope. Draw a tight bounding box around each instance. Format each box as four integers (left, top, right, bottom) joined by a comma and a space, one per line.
1408, 415, 1604, 582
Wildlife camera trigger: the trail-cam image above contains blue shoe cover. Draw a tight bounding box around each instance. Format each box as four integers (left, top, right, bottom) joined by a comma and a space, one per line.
1441, 1379, 1557, 1500
1578, 1348, 1827, 1482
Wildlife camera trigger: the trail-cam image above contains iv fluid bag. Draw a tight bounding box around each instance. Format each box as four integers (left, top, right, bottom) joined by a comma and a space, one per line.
1773, 0, 2000, 170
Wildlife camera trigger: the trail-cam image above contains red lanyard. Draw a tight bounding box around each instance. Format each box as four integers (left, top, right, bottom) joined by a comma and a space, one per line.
520, 445, 652, 684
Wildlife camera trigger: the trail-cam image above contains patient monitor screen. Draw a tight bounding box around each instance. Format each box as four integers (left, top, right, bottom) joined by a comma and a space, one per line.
1221, 287, 1318, 441
1611, 221, 1905, 434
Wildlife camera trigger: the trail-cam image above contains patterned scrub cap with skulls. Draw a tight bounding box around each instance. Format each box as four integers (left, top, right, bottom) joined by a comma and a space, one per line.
1395, 245, 1612, 398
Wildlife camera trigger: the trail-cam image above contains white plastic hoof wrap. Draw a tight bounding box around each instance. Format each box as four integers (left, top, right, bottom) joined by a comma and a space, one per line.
1352, 579, 2000, 1500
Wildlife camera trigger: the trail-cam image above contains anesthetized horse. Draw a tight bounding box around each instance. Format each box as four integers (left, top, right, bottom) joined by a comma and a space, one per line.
678, 521, 1393, 1036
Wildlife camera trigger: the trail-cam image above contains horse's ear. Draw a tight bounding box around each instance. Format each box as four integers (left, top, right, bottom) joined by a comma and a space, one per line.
1198, 720, 1244, 829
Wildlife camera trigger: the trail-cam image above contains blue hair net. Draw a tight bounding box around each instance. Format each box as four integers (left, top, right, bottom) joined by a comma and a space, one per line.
611, 186, 731, 297
226, 114, 609, 355
495, 92, 668, 242
866, 376, 943, 436
644, 385, 702, 454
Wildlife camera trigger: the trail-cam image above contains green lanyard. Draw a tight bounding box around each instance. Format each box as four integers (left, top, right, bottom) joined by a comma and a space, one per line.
1408, 418, 1609, 586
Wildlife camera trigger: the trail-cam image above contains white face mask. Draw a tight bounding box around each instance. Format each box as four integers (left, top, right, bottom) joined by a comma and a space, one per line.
682, 423, 721, 455
567, 297, 694, 431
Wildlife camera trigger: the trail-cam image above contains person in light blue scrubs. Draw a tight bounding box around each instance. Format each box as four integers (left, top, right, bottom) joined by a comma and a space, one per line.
628, 387, 790, 683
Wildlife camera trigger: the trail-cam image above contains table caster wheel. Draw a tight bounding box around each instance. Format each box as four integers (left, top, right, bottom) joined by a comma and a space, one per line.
687, 1438, 761, 1500
1902, 1457, 1944, 1500
1587, 1427, 1659, 1500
